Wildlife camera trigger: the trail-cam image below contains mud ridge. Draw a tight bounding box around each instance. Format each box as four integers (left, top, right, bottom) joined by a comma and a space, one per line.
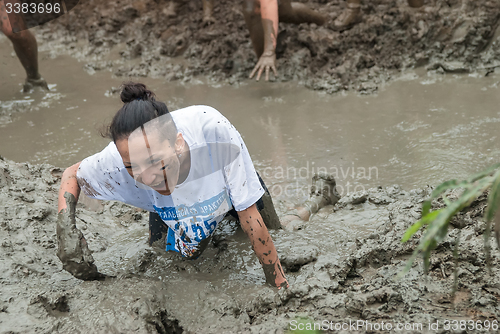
34, 0, 500, 94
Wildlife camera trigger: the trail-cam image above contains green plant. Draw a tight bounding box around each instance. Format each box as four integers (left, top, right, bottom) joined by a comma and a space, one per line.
399, 163, 500, 282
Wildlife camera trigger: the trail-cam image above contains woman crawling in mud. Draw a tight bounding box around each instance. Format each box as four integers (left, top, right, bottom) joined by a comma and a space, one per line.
56, 82, 339, 289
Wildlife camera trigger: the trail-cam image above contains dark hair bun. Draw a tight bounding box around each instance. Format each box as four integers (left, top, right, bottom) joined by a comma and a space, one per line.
120, 82, 156, 103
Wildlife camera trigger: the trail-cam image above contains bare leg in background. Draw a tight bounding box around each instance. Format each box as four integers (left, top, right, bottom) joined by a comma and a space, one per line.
0, 0, 49, 92
278, 173, 340, 228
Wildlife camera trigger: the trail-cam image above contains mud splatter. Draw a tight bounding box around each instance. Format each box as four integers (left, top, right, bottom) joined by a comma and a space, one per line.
77, 176, 103, 198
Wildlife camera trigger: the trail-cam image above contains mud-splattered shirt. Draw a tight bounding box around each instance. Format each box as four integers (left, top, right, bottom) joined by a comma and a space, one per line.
76, 105, 264, 257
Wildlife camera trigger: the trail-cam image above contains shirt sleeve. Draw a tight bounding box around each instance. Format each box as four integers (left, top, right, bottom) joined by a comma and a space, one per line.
76, 142, 127, 202
203, 108, 265, 212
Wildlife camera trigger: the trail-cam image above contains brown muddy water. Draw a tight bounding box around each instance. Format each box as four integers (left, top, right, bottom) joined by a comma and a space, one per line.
1, 36, 499, 203
2, 31, 500, 334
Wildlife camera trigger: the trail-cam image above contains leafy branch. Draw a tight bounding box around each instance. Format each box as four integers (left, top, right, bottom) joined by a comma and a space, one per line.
398, 163, 500, 281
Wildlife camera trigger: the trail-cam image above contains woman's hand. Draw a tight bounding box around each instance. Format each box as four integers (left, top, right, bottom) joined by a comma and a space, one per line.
261, 260, 289, 289
57, 192, 107, 280
56, 163, 107, 280
249, 51, 277, 82
237, 204, 289, 289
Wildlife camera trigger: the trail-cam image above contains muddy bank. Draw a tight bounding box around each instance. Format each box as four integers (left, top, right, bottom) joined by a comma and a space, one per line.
1, 156, 499, 333
34, 0, 500, 94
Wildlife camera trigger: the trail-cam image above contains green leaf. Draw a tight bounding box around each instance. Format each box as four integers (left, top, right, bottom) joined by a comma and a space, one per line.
430, 179, 460, 199
398, 163, 500, 281
401, 209, 443, 243
485, 169, 500, 223
422, 200, 432, 217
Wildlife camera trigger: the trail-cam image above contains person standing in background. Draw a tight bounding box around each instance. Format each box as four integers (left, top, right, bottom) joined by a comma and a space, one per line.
0, 0, 49, 92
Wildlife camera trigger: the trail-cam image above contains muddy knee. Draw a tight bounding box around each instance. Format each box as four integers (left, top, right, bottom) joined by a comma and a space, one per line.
1, 19, 31, 42
243, 0, 261, 18
8, 30, 32, 43
280, 2, 325, 25
0, 12, 15, 37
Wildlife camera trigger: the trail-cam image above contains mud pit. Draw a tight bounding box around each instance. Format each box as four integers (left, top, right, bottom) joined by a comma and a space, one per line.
1, 157, 500, 333
34, 0, 500, 93
1, 0, 500, 333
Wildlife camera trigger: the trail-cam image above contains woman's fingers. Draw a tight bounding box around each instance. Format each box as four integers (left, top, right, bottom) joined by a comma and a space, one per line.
250, 53, 277, 81
272, 65, 277, 77
249, 64, 259, 79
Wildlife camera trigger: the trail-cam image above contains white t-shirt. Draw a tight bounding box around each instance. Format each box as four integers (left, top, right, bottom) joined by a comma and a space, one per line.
76, 105, 264, 257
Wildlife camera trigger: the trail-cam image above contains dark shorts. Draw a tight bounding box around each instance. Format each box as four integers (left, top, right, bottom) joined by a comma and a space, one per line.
149, 173, 271, 247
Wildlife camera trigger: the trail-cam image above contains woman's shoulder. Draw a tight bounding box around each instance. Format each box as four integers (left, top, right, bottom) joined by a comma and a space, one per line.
171, 105, 234, 139
171, 105, 223, 120
79, 142, 123, 173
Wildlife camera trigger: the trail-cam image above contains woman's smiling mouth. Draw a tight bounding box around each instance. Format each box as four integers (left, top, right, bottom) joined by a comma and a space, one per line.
149, 179, 165, 188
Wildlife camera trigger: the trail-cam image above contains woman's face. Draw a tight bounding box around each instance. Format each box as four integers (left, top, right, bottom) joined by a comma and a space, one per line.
116, 129, 183, 196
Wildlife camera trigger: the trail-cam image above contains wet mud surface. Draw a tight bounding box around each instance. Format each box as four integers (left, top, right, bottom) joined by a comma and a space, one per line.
34, 0, 500, 94
2, 0, 500, 332
1, 157, 499, 333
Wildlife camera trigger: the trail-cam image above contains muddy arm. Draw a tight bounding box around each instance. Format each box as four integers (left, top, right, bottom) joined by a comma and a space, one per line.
249, 0, 278, 81
58, 162, 82, 211
56, 162, 106, 280
238, 204, 288, 289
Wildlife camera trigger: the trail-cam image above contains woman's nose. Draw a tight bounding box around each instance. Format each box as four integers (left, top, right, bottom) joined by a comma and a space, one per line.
140, 168, 157, 185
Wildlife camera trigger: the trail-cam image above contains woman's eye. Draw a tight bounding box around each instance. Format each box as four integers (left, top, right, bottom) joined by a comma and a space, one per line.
160, 165, 169, 171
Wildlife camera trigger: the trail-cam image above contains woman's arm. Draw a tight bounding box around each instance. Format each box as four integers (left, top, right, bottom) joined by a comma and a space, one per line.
249, 0, 278, 81
56, 161, 106, 280
58, 162, 81, 212
237, 204, 289, 289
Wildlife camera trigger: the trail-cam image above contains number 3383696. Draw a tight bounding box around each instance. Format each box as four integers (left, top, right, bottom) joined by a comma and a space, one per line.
443, 320, 498, 331
5, 2, 60, 14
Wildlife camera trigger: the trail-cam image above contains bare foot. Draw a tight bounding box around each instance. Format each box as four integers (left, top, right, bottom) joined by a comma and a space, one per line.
23, 77, 49, 93
310, 172, 341, 206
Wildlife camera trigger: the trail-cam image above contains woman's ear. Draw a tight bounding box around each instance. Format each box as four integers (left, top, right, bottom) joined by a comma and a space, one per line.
175, 133, 185, 155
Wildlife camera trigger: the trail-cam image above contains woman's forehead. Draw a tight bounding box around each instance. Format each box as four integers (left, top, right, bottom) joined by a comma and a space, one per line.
127, 130, 174, 158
